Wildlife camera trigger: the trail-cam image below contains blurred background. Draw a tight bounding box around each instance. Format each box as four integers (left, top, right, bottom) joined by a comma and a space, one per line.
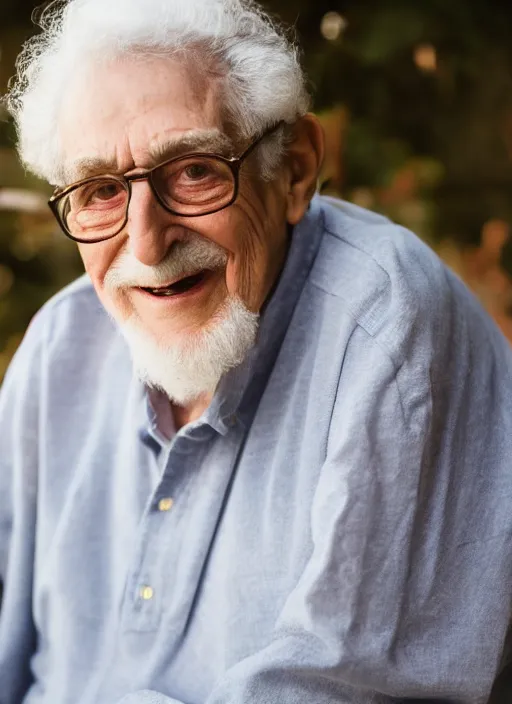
1, 0, 512, 380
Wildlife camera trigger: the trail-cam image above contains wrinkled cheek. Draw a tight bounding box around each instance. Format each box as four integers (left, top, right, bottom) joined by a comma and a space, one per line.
97, 288, 132, 324
223, 260, 239, 299
225, 243, 264, 313
78, 241, 132, 320
78, 239, 120, 282
90, 271, 133, 324
209, 193, 273, 311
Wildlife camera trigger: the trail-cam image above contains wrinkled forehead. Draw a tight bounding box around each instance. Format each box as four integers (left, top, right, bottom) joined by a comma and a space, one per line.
58, 53, 231, 184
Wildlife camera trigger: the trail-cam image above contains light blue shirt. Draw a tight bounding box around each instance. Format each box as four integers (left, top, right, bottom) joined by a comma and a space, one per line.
1, 196, 512, 704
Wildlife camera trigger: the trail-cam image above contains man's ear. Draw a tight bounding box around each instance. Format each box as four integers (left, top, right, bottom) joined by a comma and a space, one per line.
285, 113, 325, 225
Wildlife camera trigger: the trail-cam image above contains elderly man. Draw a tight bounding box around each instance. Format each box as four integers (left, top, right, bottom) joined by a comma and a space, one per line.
1, 0, 511, 702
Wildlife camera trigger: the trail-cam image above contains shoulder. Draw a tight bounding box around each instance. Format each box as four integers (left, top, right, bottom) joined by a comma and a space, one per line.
311, 195, 510, 373
33, 272, 113, 343
312, 198, 512, 546
2, 273, 121, 393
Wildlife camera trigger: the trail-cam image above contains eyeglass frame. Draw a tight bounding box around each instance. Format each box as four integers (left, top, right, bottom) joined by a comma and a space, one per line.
48, 121, 286, 244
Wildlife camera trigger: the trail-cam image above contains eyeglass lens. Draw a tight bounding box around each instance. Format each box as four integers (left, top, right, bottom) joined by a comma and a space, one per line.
58, 155, 236, 240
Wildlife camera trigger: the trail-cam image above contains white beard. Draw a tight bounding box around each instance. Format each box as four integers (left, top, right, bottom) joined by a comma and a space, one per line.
119, 296, 259, 406
103, 233, 259, 406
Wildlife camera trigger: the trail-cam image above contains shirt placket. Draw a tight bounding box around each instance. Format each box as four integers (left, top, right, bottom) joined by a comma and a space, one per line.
118, 428, 201, 633
119, 418, 245, 639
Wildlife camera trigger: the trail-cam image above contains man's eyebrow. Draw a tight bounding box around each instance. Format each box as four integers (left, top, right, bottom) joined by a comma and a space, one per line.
63, 130, 235, 185
148, 129, 235, 163
65, 156, 120, 183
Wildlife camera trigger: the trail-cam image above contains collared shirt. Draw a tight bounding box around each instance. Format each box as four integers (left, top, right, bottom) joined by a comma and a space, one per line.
1, 195, 512, 704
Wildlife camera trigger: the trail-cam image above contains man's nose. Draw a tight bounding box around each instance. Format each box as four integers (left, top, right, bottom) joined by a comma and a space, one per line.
125, 180, 182, 266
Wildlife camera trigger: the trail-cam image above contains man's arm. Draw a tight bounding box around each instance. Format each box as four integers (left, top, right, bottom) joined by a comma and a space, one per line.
0, 315, 43, 702
205, 332, 510, 702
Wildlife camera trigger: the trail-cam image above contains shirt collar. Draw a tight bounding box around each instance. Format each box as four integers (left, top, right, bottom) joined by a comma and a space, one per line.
143, 195, 325, 442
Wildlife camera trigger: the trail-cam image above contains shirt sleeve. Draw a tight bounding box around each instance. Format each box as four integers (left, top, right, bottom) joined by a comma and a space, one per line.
117, 693, 185, 704
0, 313, 46, 702
202, 322, 511, 703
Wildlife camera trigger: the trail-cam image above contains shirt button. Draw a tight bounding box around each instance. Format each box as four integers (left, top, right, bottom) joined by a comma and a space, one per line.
158, 497, 174, 512
140, 585, 154, 601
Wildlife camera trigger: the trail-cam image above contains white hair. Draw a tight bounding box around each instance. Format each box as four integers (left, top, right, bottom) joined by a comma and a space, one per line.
5, 0, 311, 184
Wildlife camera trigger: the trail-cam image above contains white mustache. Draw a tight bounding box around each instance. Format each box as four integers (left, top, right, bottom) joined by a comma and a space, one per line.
104, 235, 228, 290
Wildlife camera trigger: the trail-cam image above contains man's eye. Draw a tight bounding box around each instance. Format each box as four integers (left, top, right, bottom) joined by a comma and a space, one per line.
73, 181, 125, 210
91, 183, 123, 201
183, 163, 213, 181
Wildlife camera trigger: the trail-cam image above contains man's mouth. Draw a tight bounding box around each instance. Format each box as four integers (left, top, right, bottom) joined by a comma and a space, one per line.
139, 269, 210, 297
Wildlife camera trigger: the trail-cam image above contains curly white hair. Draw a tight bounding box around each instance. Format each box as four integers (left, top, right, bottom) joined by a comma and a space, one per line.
4, 0, 311, 185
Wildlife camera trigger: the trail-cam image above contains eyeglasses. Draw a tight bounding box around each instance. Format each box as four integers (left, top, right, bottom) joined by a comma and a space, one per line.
48, 122, 284, 244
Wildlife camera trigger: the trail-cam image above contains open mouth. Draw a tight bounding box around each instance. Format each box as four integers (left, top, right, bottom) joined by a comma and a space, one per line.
139, 270, 210, 297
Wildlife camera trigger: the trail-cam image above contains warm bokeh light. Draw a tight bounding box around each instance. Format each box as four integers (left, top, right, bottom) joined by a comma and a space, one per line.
320, 12, 347, 41
414, 43, 437, 73
0, 188, 47, 214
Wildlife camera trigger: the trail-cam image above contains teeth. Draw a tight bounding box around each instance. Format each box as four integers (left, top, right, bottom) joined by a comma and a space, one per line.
142, 271, 206, 297
140, 285, 177, 296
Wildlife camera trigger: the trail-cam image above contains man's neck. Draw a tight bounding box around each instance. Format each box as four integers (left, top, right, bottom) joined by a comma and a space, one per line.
172, 393, 212, 430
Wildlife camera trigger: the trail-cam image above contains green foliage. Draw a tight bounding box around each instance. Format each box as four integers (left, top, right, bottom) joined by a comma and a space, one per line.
0, 209, 83, 376
274, 0, 512, 241
344, 122, 412, 189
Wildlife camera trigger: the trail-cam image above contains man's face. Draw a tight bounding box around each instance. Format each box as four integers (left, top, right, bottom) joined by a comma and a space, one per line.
59, 55, 291, 347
